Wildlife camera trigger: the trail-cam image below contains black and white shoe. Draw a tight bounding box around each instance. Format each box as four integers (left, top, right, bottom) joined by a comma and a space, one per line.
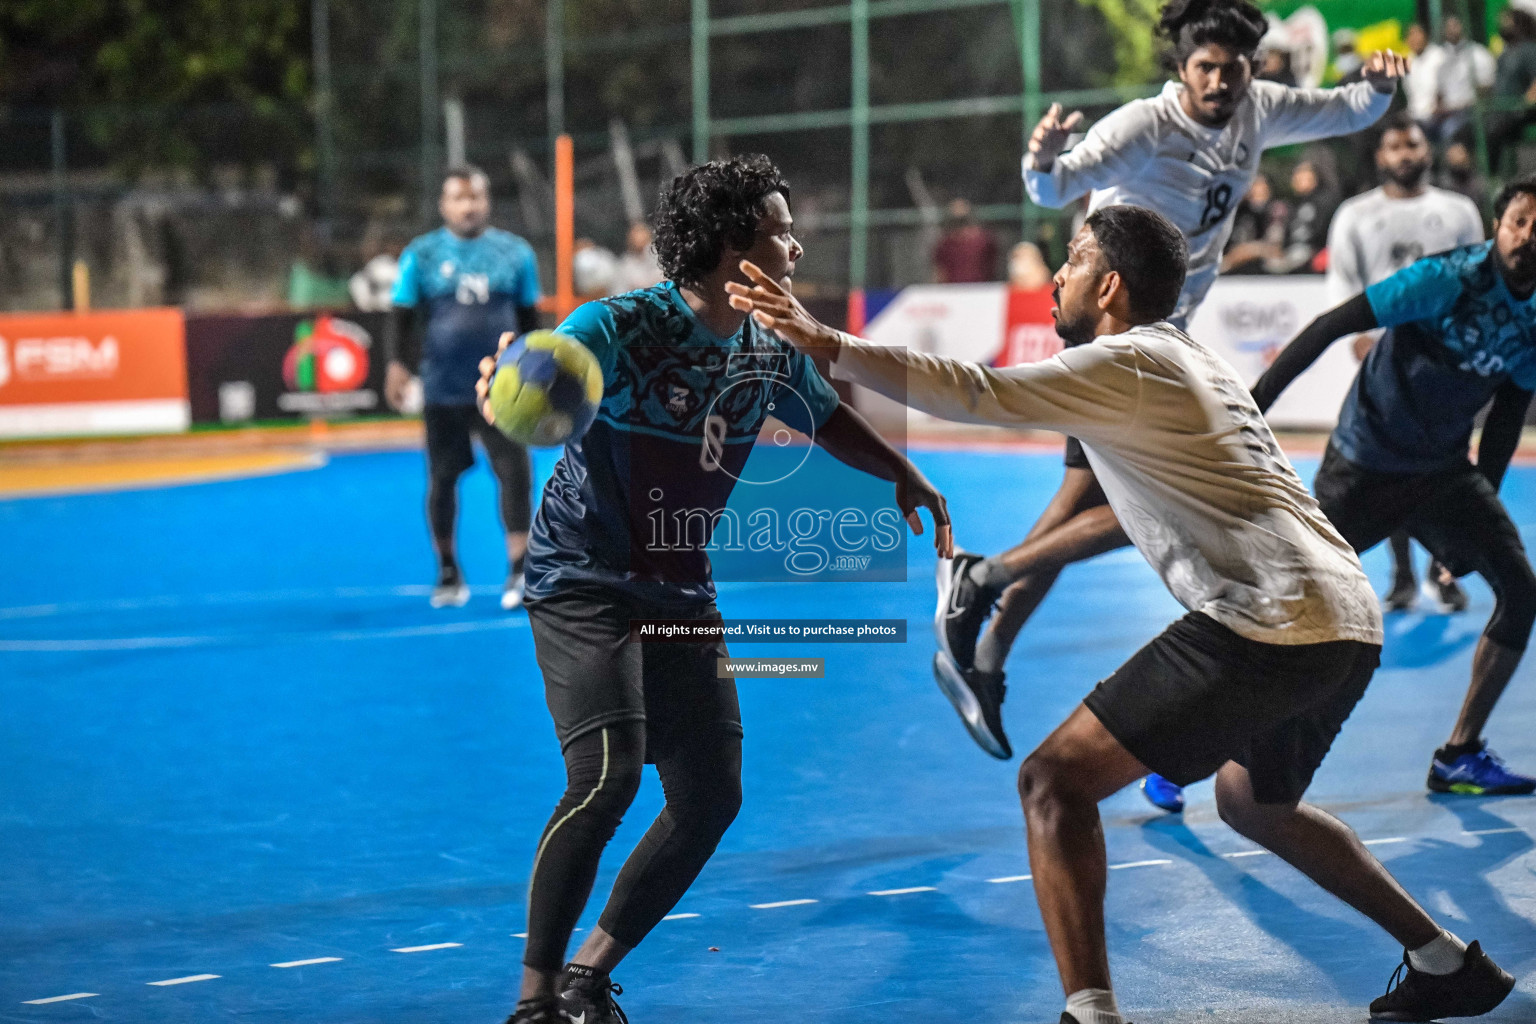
933, 651, 1011, 759
1384, 574, 1418, 613
502, 571, 526, 611
559, 964, 628, 1024
1060, 1014, 1135, 1023
430, 564, 470, 609
1369, 940, 1514, 1021
934, 550, 996, 670
503, 996, 566, 1023
1423, 570, 1470, 614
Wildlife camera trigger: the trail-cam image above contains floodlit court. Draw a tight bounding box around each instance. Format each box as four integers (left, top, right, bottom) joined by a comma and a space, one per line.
3, 445, 1535, 1023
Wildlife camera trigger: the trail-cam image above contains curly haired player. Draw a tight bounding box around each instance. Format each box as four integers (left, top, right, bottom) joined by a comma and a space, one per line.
489, 155, 951, 1024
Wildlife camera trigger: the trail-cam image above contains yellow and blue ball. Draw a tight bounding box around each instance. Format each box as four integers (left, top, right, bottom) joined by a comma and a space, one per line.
487, 331, 603, 447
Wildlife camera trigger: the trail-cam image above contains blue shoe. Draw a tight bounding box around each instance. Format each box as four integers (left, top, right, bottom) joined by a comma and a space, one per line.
1428, 741, 1536, 795
1140, 773, 1184, 813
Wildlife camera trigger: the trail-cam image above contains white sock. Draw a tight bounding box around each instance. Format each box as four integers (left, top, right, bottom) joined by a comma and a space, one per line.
1408, 930, 1468, 976
1064, 988, 1124, 1024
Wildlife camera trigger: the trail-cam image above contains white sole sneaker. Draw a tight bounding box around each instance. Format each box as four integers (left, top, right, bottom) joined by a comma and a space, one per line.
501, 574, 526, 611
430, 582, 470, 609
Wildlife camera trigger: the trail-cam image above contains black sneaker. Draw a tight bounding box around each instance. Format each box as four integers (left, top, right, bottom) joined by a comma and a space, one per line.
1384, 574, 1418, 613
503, 996, 566, 1023
1060, 1013, 1135, 1023
430, 563, 470, 609
1424, 566, 1470, 614
934, 551, 999, 670
933, 651, 1011, 759
559, 964, 628, 1024
1369, 940, 1514, 1021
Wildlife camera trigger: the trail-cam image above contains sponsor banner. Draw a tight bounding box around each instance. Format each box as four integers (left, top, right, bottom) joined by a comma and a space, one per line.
861, 277, 1349, 431
1186, 276, 1349, 430
185, 311, 390, 424
0, 308, 189, 439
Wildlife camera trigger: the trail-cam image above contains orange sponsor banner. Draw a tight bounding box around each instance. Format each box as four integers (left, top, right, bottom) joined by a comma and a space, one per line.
0, 308, 189, 438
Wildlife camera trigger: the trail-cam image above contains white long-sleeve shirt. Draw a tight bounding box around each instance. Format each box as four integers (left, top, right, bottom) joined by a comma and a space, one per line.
1024, 79, 1393, 326
832, 326, 1384, 647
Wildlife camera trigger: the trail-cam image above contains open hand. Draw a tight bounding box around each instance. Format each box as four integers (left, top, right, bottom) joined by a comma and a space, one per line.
474, 331, 517, 425
898, 467, 954, 558
1362, 50, 1410, 93
1026, 103, 1084, 172
725, 261, 843, 354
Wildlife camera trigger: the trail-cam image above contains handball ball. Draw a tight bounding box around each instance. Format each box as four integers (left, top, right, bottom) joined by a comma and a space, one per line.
488, 331, 603, 447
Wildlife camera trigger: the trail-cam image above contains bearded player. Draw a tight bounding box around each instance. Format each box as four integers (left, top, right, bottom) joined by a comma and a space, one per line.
934, 0, 1406, 816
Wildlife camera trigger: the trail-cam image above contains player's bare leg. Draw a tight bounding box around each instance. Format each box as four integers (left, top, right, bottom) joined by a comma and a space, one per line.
1017, 705, 1151, 996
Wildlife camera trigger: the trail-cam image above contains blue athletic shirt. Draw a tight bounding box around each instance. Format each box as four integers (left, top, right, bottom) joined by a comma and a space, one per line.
1332, 241, 1536, 474
525, 282, 842, 605
391, 226, 541, 405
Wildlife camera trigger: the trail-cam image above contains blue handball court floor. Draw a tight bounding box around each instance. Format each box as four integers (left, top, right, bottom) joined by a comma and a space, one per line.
4, 445, 1536, 1023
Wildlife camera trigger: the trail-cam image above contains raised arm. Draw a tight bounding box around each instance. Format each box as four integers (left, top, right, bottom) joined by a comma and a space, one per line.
1259, 51, 1406, 147
1249, 295, 1377, 412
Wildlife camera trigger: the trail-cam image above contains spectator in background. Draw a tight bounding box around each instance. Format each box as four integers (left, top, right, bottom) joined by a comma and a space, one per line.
1403, 23, 1447, 138
1436, 15, 1496, 144
572, 238, 618, 299
1437, 139, 1490, 207
1332, 28, 1364, 82
1257, 46, 1299, 87
1007, 241, 1053, 290
349, 230, 401, 313
612, 221, 664, 293
1221, 172, 1288, 274
933, 198, 999, 282
1490, 7, 1536, 172
1277, 157, 1340, 273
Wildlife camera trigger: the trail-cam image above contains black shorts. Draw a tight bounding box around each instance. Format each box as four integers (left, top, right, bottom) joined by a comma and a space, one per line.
1084, 612, 1380, 805
1063, 435, 1090, 470
526, 586, 744, 761
424, 402, 529, 480
1313, 441, 1527, 582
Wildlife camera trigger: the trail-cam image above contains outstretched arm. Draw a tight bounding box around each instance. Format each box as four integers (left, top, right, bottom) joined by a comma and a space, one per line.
1260, 51, 1407, 147
1249, 294, 1377, 412
725, 261, 1139, 435
812, 403, 953, 558
1023, 101, 1157, 209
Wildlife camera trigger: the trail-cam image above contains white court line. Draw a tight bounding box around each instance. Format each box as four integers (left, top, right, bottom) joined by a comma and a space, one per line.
271, 957, 342, 968
512, 932, 528, 938
1363, 837, 1409, 847
147, 974, 219, 986
663, 913, 700, 920
390, 943, 462, 953
1224, 850, 1272, 859
750, 899, 819, 909
1464, 827, 1525, 836
1108, 859, 1171, 870
22, 993, 97, 1004
868, 886, 937, 896
987, 874, 1032, 883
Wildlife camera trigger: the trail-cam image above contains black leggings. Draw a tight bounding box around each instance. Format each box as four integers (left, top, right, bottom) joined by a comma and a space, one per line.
423, 405, 532, 557
522, 721, 743, 972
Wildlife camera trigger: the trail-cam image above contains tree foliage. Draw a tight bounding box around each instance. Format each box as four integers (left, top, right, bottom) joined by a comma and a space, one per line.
1071, 0, 1166, 86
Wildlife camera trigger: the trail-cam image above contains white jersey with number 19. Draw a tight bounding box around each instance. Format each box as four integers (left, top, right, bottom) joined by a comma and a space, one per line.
1025, 79, 1392, 327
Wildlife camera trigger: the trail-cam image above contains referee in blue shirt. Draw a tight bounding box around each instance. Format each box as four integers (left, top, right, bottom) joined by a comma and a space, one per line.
386, 167, 542, 609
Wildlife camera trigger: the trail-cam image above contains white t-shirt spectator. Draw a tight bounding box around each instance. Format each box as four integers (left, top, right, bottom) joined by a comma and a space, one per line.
1404, 44, 1447, 121
1439, 39, 1496, 112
